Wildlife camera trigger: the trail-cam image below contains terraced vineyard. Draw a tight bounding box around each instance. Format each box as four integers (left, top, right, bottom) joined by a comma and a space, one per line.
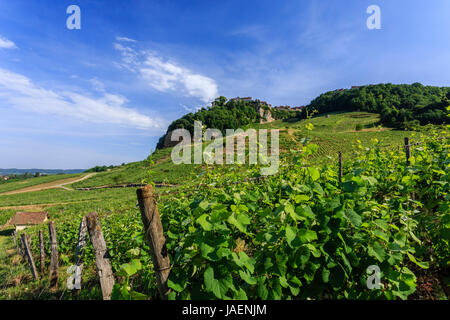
72, 112, 414, 188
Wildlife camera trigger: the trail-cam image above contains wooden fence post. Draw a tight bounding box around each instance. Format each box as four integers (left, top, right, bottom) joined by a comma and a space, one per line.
39, 230, 45, 274
338, 152, 343, 184
86, 212, 115, 300
73, 217, 87, 294
21, 233, 39, 280
48, 221, 59, 289
404, 137, 411, 166
137, 185, 171, 300
19, 234, 26, 258
12, 231, 17, 250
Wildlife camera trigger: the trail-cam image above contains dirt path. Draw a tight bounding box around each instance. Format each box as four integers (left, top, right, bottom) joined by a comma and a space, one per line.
0, 173, 96, 196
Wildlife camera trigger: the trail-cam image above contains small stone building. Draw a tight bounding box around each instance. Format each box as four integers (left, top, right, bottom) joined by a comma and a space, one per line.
9, 212, 48, 231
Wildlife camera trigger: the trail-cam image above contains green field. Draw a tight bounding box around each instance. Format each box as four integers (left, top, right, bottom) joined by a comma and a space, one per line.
0, 187, 138, 207
0, 173, 82, 194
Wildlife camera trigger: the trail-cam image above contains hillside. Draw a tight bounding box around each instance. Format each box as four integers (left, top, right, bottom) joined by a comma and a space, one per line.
0, 173, 83, 194
156, 96, 297, 150
67, 111, 415, 189
308, 83, 450, 129
155, 84, 449, 151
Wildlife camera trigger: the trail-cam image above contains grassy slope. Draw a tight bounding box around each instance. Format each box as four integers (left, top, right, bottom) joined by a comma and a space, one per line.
0, 187, 137, 208
73, 111, 414, 188
255, 111, 414, 161
0, 210, 16, 225
72, 148, 204, 188
0, 173, 82, 194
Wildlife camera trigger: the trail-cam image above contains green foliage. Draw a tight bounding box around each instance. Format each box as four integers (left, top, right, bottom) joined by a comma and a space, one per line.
156, 97, 293, 149
0, 209, 15, 225
157, 127, 449, 300
85, 165, 115, 173
308, 83, 450, 129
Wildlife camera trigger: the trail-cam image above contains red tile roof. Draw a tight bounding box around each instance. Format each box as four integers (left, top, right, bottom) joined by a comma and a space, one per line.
9, 212, 48, 225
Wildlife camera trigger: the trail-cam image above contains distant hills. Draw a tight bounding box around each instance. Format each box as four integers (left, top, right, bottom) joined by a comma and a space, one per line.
0, 168, 86, 175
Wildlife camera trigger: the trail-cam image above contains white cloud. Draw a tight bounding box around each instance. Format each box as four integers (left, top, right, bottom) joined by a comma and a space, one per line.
0, 35, 16, 49
114, 44, 219, 103
114, 43, 140, 71
183, 73, 218, 103
0, 68, 162, 130
116, 36, 137, 43
89, 78, 105, 92
229, 25, 268, 42
180, 104, 195, 112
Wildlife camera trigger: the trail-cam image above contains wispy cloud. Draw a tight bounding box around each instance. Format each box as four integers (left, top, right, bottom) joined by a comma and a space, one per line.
180, 104, 196, 112
0, 68, 162, 130
229, 25, 268, 42
89, 78, 105, 92
114, 43, 219, 103
0, 35, 16, 49
116, 36, 137, 43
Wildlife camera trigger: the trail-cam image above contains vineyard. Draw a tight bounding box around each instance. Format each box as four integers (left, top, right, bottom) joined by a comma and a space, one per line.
0, 123, 448, 300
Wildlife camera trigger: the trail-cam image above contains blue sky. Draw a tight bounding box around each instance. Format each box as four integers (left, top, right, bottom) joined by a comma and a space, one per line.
0, 0, 450, 169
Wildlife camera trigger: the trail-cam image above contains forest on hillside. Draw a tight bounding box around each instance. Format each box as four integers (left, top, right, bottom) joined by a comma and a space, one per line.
307, 83, 450, 129
156, 97, 295, 149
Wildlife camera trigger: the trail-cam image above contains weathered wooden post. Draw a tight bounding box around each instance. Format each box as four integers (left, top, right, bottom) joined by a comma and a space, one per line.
404, 137, 411, 166
137, 185, 171, 300
12, 231, 17, 250
26, 234, 31, 246
48, 221, 59, 289
73, 217, 87, 294
19, 234, 26, 257
338, 152, 343, 184
86, 212, 115, 300
39, 230, 45, 274
21, 233, 39, 280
